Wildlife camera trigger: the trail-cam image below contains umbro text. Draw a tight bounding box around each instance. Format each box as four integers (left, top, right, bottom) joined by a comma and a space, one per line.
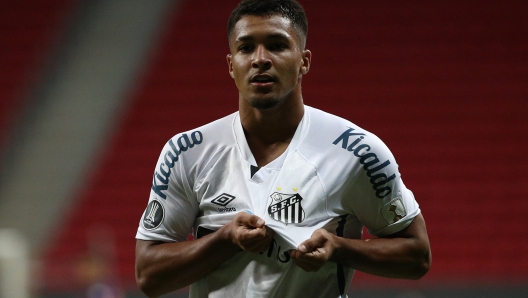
218, 207, 236, 212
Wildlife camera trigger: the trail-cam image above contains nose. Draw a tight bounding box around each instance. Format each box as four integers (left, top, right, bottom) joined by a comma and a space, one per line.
252, 45, 271, 70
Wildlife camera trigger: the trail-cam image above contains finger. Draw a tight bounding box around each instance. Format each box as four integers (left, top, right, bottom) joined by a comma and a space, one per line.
245, 226, 274, 247
264, 225, 275, 238
242, 230, 274, 253
297, 238, 318, 253
250, 215, 265, 228
289, 249, 301, 260
241, 226, 266, 241
298, 230, 328, 253
239, 225, 273, 246
238, 212, 265, 228
289, 249, 315, 263
233, 212, 264, 229
290, 244, 329, 272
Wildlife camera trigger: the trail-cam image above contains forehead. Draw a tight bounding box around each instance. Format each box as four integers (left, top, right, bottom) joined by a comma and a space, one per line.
230, 14, 297, 43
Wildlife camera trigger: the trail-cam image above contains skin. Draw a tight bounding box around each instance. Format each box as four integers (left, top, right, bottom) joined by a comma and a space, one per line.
135, 14, 431, 298
226, 15, 311, 166
289, 213, 431, 279
136, 212, 275, 297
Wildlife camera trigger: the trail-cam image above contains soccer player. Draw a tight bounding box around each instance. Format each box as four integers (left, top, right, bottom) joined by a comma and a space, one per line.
135, 0, 431, 297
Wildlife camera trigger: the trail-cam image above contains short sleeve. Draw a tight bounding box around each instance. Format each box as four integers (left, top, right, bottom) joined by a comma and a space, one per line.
342, 134, 420, 237
136, 139, 199, 242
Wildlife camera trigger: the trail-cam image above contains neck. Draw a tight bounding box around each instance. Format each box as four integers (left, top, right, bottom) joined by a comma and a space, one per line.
240, 96, 304, 144
239, 94, 304, 166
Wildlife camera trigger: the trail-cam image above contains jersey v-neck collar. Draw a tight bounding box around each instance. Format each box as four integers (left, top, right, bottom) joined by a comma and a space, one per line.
232, 106, 310, 171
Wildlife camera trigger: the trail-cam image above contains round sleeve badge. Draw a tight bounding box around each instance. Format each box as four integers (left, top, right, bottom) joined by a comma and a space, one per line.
142, 200, 165, 230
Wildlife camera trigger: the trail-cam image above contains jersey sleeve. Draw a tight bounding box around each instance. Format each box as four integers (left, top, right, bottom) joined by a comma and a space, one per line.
136, 137, 200, 242
341, 133, 420, 237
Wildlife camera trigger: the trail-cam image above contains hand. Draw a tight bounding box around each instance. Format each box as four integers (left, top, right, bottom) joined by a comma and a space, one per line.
289, 229, 337, 272
222, 212, 275, 253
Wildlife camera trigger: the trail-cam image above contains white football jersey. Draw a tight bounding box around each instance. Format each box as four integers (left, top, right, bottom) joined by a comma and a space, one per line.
136, 106, 420, 298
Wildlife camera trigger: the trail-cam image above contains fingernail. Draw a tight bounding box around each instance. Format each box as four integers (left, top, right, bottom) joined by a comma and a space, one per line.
299, 245, 307, 253
256, 219, 264, 226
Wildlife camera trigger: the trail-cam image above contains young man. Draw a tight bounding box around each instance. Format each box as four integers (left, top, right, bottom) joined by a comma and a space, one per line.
135, 0, 431, 297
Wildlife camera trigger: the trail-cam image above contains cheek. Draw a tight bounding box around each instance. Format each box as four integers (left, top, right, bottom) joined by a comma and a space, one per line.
279, 57, 303, 81
232, 73, 249, 94
231, 60, 247, 81
285, 63, 302, 82
230, 66, 243, 84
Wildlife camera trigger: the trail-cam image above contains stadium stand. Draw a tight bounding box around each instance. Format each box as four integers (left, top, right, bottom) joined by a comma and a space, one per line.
0, 0, 76, 155
37, 0, 528, 295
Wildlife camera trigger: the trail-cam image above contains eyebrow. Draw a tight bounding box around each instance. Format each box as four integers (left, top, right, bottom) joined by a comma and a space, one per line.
235, 33, 290, 43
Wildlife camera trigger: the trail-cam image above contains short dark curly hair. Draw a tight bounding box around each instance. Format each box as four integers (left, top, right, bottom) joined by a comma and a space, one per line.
227, 0, 308, 48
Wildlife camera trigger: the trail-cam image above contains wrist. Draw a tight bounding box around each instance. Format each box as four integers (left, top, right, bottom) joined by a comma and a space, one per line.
216, 222, 242, 252
328, 233, 344, 263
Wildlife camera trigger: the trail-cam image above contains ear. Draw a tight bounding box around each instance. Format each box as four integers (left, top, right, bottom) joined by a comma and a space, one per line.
227, 54, 234, 78
300, 49, 312, 75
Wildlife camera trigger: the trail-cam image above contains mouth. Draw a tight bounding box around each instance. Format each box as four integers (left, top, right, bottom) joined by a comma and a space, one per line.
250, 74, 275, 86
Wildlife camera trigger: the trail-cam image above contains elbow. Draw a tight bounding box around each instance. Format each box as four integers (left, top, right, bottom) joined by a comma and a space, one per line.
410, 261, 430, 280
136, 268, 162, 298
136, 278, 149, 297
136, 266, 188, 298
409, 248, 432, 280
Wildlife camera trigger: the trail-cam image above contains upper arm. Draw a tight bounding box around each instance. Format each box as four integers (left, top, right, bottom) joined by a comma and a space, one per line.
384, 212, 428, 241
381, 212, 432, 270
136, 139, 199, 243
383, 213, 431, 254
340, 133, 420, 237
135, 239, 160, 266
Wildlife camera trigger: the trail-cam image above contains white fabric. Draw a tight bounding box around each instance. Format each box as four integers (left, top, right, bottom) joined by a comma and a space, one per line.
136, 106, 420, 298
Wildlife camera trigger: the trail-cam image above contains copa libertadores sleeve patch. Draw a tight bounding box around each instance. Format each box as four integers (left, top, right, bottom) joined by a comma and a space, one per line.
380, 197, 407, 224
142, 200, 165, 230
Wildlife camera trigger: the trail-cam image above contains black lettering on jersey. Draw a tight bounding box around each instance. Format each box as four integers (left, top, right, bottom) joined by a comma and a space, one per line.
333, 127, 396, 199
217, 207, 236, 212
261, 238, 290, 263
151, 131, 203, 199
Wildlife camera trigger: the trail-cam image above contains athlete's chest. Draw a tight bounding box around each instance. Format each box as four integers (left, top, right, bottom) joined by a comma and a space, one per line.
195, 148, 330, 228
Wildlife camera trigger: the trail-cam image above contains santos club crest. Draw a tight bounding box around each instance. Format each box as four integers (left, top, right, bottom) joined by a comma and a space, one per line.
268, 192, 305, 224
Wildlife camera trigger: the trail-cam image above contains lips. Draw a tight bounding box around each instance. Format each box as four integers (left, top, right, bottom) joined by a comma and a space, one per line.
250, 74, 275, 85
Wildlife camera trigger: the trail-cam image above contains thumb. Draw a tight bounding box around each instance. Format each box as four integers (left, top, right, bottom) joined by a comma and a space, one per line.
297, 239, 313, 253
240, 210, 264, 228
237, 210, 264, 227
252, 216, 265, 228
243, 213, 264, 228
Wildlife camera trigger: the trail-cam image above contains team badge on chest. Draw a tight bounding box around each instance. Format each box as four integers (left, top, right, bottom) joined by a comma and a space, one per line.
268, 192, 305, 224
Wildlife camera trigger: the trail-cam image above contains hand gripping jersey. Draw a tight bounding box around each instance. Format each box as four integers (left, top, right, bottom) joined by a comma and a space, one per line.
136, 106, 420, 298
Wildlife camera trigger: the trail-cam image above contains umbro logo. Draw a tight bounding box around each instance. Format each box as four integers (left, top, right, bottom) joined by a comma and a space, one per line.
212, 193, 236, 212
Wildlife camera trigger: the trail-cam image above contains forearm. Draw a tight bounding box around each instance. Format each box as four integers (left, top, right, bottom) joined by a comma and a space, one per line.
135, 229, 239, 297
332, 235, 430, 279
331, 214, 431, 279
135, 212, 274, 298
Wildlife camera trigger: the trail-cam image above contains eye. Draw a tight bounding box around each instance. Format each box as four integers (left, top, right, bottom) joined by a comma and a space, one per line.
269, 43, 287, 51
238, 44, 253, 53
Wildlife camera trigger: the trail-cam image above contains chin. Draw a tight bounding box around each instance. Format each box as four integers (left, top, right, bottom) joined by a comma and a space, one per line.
248, 97, 281, 110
